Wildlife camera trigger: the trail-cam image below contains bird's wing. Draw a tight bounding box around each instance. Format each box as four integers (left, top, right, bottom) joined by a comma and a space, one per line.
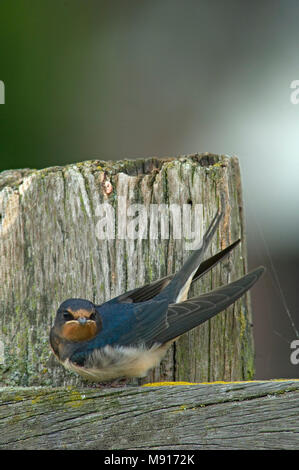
72, 265, 265, 368
103, 213, 240, 306
153, 211, 223, 302
150, 266, 265, 345
112, 238, 240, 304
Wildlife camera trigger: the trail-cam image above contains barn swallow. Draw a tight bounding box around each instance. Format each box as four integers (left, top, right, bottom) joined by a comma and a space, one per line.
50, 211, 265, 383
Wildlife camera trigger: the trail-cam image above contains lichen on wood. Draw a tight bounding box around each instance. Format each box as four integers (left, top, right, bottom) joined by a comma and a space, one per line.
0, 380, 298, 450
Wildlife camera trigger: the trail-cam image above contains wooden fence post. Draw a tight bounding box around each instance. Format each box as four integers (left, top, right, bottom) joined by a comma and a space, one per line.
0, 153, 253, 387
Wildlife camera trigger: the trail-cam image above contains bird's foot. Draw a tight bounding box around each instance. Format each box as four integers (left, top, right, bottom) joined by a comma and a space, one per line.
87, 377, 129, 389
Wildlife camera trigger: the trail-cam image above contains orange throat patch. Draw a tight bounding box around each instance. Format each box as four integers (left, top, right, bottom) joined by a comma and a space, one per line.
61, 320, 98, 342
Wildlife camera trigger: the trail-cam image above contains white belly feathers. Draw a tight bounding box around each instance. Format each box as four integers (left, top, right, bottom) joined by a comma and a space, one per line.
63, 341, 173, 382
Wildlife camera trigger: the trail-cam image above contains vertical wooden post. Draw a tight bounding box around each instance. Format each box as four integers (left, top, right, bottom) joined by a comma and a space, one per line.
0, 154, 254, 386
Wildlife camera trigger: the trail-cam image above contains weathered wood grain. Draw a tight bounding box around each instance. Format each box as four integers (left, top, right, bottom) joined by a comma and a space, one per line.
0, 380, 298, 450
0, 154, 253, 387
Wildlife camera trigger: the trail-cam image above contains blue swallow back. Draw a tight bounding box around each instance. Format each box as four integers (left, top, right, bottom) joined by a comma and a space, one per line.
49, 211, 265, 383
68, 299, 170, 366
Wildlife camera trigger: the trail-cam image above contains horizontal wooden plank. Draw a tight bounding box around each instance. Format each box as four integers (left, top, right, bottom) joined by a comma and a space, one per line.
0, 380, 298, 450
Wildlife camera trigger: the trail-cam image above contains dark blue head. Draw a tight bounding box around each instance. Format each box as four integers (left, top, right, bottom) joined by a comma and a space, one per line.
53, 298, 102, 343
58, 298, 95, 314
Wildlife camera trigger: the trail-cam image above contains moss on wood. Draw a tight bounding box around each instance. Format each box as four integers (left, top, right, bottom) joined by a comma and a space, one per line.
0, 380, 298, 449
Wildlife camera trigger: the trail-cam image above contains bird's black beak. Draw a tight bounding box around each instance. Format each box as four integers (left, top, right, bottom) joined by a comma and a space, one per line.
78, 317, 87, 325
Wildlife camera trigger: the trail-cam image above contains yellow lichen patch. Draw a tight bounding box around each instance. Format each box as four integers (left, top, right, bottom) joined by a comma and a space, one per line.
142, 381, 200, 387
65, 389, 87, 408
170, 404, 189, 414
212, 162, 224, 168
31, 395, 42, 405
66, 400, 84, 408
142, 379, 299, 387
14, 395, 23, 401
270, 378, 299, 382
143, 380, 260, 387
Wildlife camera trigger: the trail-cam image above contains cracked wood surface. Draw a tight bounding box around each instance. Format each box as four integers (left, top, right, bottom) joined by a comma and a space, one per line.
0, 380, 298, 450
0, 154, 253, 387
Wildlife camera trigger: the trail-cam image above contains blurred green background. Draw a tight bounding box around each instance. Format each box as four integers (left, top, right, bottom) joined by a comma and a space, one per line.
0, 0, 298, 378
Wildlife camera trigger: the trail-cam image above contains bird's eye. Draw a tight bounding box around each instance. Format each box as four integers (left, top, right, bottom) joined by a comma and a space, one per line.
63, 311, 73, 321
90, 312, 96, 321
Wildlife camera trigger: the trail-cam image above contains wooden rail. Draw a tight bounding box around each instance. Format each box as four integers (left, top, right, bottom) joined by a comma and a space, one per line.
1, 380, 298, 449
